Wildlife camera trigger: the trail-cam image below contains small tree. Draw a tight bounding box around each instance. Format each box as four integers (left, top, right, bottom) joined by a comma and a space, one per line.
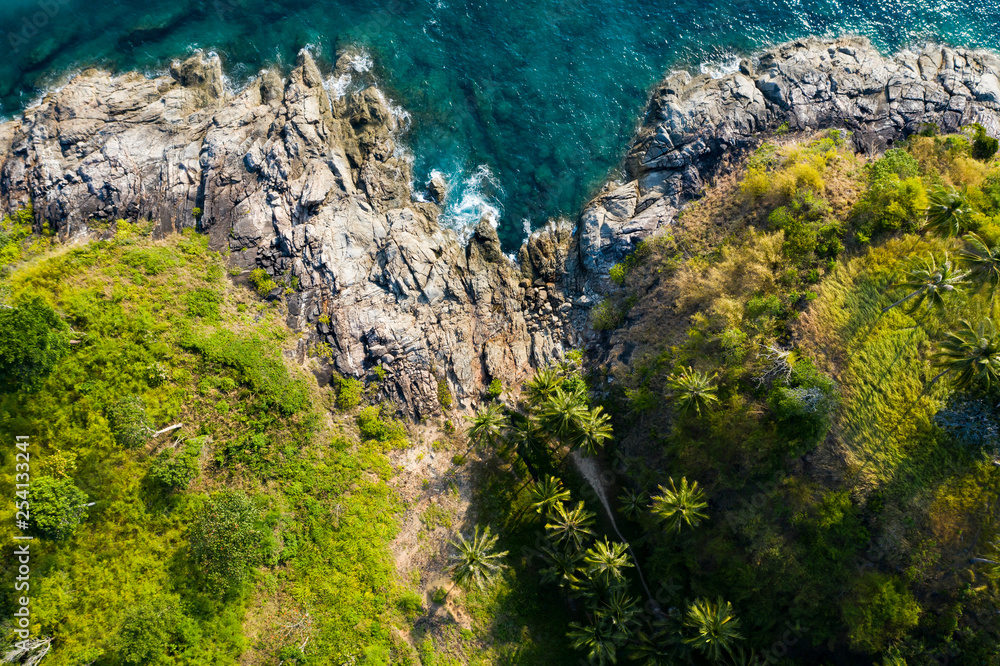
537, 387, 589, 442
150, 438, 204, 490
107, 396, 155, 449
447, 525, 508, 590
465, 403, 509, 454
29, 475, 89, 540
567, 618, 624, 666
522, 366, 565, 406
115, 598, 200, 665
0, 297, 69, 393
189, 491, 264, 591
573, 406, 614, 456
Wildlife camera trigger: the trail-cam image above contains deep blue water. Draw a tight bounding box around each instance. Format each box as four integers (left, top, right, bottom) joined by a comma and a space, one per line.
2, 0, 1000, 248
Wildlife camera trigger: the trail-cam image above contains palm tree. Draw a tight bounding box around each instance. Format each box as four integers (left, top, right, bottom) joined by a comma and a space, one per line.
683, 597, 743, 662
465, 403, 509, 455
650, 477, 709, 532
925, 186, 970, 237
447, 525, 509, 590
629, 629, 682, 666
527, 475, 571, 516
523, 366, 565, 406
618, 488, 648, 521
582, 537, 633, 587
596, 589, 640, 636
538, 387, 589, 442
881, 253, 968, 315
961, 232, 1000, 317
930, 318, 1000, 390
666, 366, 719, 417
539, 544, 583, 589
574, 406, 614, 456
545, 501, 597, 550
567, 618, 623, 666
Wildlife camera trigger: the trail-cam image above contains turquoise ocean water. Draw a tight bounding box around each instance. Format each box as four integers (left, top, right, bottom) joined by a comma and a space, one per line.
1, 0, 999, 247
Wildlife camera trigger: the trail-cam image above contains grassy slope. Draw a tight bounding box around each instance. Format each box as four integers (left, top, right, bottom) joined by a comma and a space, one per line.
598, 130, 1000, 663
0, 219, 576, 665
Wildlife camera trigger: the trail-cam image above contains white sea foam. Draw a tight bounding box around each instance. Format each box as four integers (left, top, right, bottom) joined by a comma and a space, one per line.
699, 54, 742, 79
438, 164, 503, 239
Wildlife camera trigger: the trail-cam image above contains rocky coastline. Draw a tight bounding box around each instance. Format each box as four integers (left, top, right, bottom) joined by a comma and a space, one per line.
2, 36, 1000, 414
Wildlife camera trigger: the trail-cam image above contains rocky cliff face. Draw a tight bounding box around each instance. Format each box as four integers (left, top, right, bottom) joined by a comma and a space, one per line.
580, 36, 1000, 283
0, 51, 580, 416
3, 36, 1000, 413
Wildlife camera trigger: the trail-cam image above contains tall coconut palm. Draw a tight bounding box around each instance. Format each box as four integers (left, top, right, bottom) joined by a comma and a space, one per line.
618, 488, 649, 521
523, 366, 565, 406
666, 366, 719, 418
567, 618, 623, 666
539, 544, 583, 589
930, 318, 1000, 390
582, 537, 633, 588
527, 475, 572, 516
465, 403, 509, 455
545, 501, 597, 550
574, 406, 614, 456
683, 597, 743, 663
447, 525, 508, 590
629, 629, 682, 666
596, 589, 640, 636
961, 232, 1000, 317
882, 253, 968, 315
925, 186, 971, 237
650, 477, 709, 532
538, 387, 589, 442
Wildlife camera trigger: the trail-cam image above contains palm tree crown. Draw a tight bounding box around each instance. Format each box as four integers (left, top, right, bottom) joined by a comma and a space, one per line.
538, 387, 589, 441
960, 232, 1000, 296
618, 488, 649, 521
447, 525, 509, 590
582, 537, 633, 587
931, 318, 1000, 390
683, 597, 743, 662
523, 366, 565, 405
466, 403, 509, 452
567, 618, 624, 666
882, 253, 968, 315
528, 475, 572, 516
545, 501, 597, 550
573, 406, 614, 456
925, 186, 970, 237
666, 366, 719, 417
650, 477, 709, 532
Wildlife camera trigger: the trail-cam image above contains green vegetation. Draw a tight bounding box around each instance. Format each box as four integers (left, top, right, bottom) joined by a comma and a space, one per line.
590, 128, 1000, 664
0, 224, 410, 663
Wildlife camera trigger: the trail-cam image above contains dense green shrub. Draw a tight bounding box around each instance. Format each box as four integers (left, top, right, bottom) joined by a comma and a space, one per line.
851, 174, 927, 236
969, 123, 999, 161
842, 573, 921, 653
357, 406, 407, 446
767, 190, 842, 262
335, 376, 364, 410
248, 268, 277, 296
183, 287, 222, 321
106, 396, 155, 449
590, 298, 623, 331
437, 377, 453, 410
223, 431, 270, 473
28, 475, 89, 540
770, 359, 837, 447
114, 598, 200, 665
487, 378, 503, 399
183, 331, 307, 415
0, 296, 70, 393
150, 439, 204, 490
188, 491, 265, 591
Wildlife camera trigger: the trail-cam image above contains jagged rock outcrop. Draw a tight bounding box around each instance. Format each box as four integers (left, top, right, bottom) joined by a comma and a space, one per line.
0, 50, 575, 416
581, 36, 1000, 283
3, 36, 1000, 412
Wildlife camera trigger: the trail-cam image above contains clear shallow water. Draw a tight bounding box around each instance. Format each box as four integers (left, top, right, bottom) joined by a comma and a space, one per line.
2, 0, 1000, 248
